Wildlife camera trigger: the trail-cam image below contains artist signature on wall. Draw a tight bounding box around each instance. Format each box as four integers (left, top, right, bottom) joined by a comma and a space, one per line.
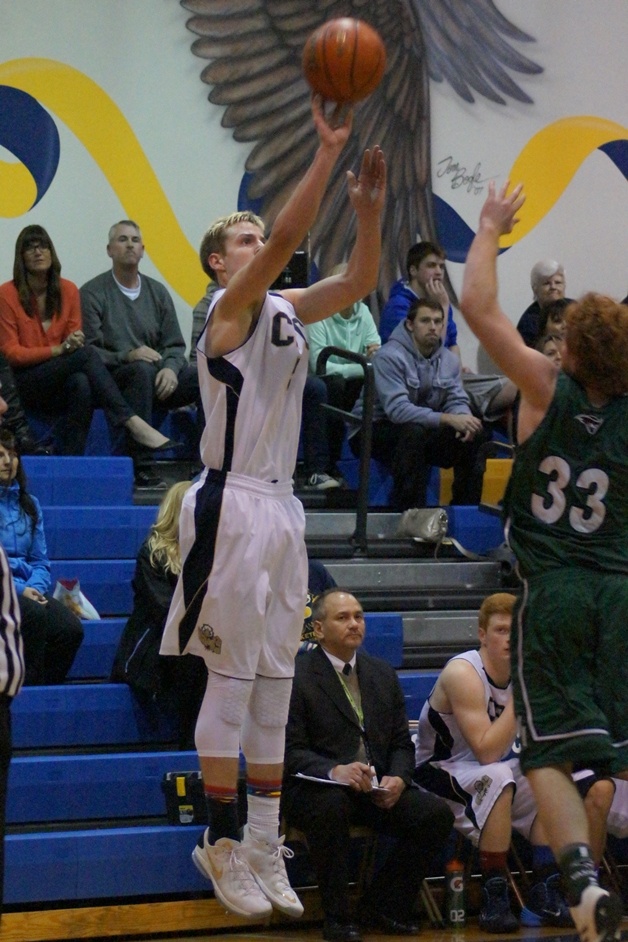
436, 156, 492, 195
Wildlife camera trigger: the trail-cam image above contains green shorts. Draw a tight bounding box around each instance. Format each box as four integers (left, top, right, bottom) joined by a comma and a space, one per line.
512, 568, 628, 775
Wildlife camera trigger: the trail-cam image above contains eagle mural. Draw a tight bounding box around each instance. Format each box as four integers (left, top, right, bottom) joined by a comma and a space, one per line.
181, 0, 542, 293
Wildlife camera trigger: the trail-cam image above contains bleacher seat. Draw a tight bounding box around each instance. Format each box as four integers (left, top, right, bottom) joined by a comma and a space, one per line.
5, 826, 208, 904
397, 670, 438, 719
12, 684, 178, 749
23, 456, 133, 505
43, 506, 156, 559
67, 618, 125, 679
28, 406, 200, 460
7, 751, 198, 824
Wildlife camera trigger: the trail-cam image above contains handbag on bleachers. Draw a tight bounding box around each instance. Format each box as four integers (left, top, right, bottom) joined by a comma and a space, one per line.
396, 507, 487, 561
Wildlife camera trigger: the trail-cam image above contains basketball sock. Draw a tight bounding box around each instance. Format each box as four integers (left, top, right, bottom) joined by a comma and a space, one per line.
532, 844, 559, 883
203, 784, 240, 844
557, 843, 599, 906
479, 849, 509, 882
246, 778, 282, 842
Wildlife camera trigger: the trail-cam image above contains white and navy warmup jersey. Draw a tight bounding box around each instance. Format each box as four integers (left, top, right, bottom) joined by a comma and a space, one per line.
415, 649, 513, 768
413, 650, 533, 841
197, 289, 309, 484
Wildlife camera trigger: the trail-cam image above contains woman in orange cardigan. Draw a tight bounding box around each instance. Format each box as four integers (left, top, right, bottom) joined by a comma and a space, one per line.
0, 225, 175, 456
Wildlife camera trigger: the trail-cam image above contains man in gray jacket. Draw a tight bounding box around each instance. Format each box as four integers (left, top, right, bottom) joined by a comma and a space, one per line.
350, 298, 488, 510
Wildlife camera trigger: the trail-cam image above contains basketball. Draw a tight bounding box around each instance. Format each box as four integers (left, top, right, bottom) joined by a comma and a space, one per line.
302, 18, 386, 104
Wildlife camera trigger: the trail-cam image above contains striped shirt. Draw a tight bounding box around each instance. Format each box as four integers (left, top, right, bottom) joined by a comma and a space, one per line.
0, 543, 24, 697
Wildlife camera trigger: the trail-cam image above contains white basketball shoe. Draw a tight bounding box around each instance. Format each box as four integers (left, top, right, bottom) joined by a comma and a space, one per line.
192, 831, 272, 918
240, 833, 304, 917
569, 885, 623, 942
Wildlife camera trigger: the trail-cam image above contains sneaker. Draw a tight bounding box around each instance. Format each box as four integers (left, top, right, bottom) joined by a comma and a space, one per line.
570, 885, 623, 942
240, 834, 304, 917
521, 873, 574, 928
307, 473, 340, 490
191, 832, 272, 918
478, 876, 520, 934
134, 469, 168, 489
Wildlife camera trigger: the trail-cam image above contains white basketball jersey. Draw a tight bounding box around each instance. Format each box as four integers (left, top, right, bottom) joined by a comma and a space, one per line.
415, 649, 513, 766
197, 290, 309, 483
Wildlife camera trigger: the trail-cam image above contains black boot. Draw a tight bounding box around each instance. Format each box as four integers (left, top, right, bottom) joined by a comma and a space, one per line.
0, 354, 52, 455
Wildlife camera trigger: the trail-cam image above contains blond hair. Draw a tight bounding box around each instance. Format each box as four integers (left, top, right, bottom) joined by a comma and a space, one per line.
199, 211, 265, 278
147, 481, 191, 576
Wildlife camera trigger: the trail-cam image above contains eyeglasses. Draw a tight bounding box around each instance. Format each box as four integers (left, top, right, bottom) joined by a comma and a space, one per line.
23, 241, 51, 254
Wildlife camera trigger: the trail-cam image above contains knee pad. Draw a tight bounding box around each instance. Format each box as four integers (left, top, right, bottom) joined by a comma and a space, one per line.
194, 671, 253, 758
241, 676, 293, 765
248, 675, 293, 728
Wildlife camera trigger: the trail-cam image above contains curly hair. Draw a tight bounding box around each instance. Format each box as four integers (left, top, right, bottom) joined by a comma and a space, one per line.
478, 592, 517, 631
147, 481, 192, 576
0, 429, 39, 533
199, 211, 265, 279
564, 294, 628, 398
13, 225, 63, 320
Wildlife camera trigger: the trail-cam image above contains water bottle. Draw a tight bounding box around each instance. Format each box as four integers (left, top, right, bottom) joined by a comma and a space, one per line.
445, 858, 466, 927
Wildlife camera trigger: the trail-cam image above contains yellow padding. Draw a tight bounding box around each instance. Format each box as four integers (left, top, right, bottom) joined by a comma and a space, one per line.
481, 459, 513, 506
439, 468, 453, 505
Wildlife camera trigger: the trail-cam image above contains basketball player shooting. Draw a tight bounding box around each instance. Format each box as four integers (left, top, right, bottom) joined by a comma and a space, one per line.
460, 181, 628, 942
160, 95, 386, 919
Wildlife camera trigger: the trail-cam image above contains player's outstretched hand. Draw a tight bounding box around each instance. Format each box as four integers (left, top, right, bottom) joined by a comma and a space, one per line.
311, 94, 353, 154
480, 181, 525, 236
347, 145, 386, 215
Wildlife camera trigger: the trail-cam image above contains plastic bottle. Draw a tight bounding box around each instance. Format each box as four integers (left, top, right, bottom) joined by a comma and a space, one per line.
445, 857, 466, 927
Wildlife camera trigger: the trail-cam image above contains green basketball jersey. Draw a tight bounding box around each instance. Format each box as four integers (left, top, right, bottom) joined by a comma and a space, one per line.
504, 373, 628, 577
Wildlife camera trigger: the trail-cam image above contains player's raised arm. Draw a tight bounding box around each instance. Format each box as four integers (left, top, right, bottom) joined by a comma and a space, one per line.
460, 182, 556, 415
289, 144, 386, 324
207, 97, 353, 357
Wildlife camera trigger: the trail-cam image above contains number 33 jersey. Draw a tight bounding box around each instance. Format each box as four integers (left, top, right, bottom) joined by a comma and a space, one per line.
504, 372, 628, 576
196, 290, 309, 484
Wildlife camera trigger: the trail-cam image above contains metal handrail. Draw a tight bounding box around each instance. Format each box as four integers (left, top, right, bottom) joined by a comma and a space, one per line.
316, 346, 375, 555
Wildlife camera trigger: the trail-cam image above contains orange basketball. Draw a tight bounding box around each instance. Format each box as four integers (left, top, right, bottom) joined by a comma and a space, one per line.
302, 18, 386, 104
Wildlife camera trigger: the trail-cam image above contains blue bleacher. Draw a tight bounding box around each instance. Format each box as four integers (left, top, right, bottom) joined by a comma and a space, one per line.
4, 454, 436, 910
44, 507, 156, 559
22, 455, 133, 505
5, 827, 209, 903
12, 684, 178, 749
398, 670, 438, 719
67, 618, 125, 679
7, 751, 198, 823
28, 406, 200, 461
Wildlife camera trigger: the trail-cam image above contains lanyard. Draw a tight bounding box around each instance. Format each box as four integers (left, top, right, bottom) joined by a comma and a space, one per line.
338, 670, 364, 726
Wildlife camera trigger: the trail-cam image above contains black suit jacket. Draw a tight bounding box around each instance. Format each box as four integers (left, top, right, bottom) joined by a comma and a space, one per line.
283, 645, 414, 804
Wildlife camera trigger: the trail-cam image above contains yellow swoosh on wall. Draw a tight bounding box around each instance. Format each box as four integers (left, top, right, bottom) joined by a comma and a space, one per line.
501, 115, 628, 247
0, 57, 206, 305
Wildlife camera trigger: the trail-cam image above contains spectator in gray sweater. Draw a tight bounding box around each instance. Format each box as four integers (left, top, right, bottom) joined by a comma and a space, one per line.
81, 220, 201, 488
350, 298, 489, 510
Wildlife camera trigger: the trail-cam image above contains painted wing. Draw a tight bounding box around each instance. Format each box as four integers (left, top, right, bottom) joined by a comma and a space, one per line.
181, 0, 541, 291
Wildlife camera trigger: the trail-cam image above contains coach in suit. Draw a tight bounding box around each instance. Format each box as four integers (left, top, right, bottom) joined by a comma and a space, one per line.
282, 589, 453, 942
